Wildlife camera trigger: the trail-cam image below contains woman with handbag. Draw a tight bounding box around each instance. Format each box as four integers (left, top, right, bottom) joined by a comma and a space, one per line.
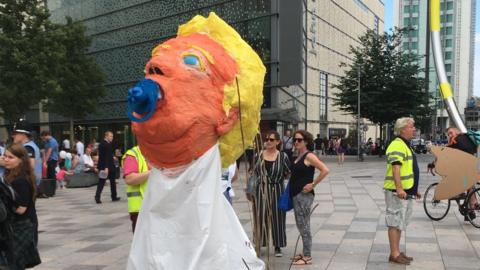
250, 131, 290, 257
3, 143, 41, 269
290, 130, 329, 266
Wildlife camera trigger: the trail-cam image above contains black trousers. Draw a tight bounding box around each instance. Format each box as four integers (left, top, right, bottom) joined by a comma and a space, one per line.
46, 159, 57, 179
95, 167, 117, 200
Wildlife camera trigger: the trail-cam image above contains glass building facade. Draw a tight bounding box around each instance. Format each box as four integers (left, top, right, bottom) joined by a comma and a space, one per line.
1, 1, 383, 148
44, 0, 288, 149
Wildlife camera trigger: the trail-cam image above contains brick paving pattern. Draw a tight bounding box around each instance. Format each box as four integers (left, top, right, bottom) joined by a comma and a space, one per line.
33, 154, 480, 269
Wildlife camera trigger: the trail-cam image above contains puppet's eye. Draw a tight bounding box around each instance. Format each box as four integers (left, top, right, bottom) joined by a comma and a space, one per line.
183, 55, 202, 70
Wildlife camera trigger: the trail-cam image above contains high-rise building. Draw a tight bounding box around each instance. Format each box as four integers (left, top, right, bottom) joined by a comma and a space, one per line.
394, 0, 476, 134
300, 0, 384, 139
0, 1, 384, 148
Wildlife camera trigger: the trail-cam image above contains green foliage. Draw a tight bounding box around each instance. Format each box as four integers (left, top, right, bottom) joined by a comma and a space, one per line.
0, 0, 64, 122
333, 28, 431, 131
0, 1, 105, 126
42, 17, 106, 120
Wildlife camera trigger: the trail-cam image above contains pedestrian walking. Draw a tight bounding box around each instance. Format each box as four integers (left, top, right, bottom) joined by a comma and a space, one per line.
335, 136, 346, 165
289, 130, 329, 265
94, 131, 120, 204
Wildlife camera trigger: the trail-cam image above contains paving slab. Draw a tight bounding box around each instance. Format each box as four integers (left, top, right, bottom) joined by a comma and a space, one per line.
31, 154, 480, 269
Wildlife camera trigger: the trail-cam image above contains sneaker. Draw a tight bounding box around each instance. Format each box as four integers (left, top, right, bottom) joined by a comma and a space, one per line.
274, 247, 282, 257
112, 197, 121, 202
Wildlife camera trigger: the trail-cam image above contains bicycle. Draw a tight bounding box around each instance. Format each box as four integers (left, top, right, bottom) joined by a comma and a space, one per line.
423, 182, 480, 228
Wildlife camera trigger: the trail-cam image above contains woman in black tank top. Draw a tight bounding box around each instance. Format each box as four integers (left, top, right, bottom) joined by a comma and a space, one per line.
290, 130, 329, 266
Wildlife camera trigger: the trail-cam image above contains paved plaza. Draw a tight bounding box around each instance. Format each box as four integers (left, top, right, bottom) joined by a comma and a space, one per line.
33, 154, 480, 270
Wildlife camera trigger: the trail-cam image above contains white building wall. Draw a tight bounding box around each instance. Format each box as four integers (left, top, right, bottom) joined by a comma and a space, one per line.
456, 0, 475, 115
301, 0, 383, 140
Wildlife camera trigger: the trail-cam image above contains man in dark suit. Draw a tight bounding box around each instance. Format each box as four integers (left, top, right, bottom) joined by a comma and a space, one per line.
95, 131, 120, 204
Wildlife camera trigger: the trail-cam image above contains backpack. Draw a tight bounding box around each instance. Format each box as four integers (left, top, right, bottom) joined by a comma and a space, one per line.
466, 130, 480, 147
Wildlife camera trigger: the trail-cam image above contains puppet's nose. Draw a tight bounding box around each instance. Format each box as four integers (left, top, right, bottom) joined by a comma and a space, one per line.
127, 79, 162, 123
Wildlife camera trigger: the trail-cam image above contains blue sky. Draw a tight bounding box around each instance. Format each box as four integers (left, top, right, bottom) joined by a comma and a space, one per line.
384, 0, 480, 96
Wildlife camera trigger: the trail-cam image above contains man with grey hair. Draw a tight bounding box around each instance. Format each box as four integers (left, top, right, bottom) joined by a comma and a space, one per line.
384, 117, 420, 265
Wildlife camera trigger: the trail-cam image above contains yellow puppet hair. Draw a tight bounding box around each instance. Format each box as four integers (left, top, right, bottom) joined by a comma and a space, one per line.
178, 12, 266, 168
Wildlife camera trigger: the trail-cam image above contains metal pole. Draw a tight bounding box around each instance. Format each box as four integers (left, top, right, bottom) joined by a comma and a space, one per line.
304, 0, 308, 129
430, 0, 467, 132
425, 0, 432, 137
357, 66, 361, 161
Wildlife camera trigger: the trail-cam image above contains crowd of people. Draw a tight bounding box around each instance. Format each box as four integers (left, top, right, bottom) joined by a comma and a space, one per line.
0, 120, 123, 269
2, 117, 479, 268
243, 118, 478, 266
311, 134, 386, 164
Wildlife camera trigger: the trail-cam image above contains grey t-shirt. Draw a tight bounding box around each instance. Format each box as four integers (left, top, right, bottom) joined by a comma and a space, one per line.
282, 136, 293, 150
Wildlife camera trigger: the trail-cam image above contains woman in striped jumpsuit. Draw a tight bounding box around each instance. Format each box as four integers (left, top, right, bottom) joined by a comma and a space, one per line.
253, 130, 290, 257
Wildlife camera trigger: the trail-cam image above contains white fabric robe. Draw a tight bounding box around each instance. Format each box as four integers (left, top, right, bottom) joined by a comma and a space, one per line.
127, 144, 264, 270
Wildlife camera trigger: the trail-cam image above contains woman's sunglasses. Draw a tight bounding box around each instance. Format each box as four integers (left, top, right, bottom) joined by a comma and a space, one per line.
294, 138, 304, 142
266, 138, 277, 142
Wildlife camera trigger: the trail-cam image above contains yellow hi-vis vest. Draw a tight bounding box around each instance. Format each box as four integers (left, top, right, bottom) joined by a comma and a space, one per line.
122, 146, 148, 213
384, 137, 414, 190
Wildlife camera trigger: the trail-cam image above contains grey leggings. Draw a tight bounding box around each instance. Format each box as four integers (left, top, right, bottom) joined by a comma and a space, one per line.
292, 192, 314, 257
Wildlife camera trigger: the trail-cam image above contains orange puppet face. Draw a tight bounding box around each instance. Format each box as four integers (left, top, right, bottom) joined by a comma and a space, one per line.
130, 33, 239, 168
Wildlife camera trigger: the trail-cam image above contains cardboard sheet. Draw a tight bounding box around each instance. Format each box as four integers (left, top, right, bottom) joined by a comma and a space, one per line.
430, 146, 478, 200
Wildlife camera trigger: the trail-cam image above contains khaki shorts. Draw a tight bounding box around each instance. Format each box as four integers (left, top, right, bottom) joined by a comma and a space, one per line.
385, 190, 413, 231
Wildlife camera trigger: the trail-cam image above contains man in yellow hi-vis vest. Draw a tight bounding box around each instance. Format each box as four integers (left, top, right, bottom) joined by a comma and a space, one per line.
122, 146, 150, 233
384, 117, 420, 265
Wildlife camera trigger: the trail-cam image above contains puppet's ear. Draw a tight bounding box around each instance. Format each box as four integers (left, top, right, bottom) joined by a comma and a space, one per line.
216, 107, 239, 136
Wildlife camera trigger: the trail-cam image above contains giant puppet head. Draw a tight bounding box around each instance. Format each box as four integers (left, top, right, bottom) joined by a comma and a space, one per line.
127, 13, 265, 168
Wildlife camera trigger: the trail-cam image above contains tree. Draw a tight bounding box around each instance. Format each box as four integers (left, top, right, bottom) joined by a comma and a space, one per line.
43, 17, 106, 143
0, 0, 65, 123
334, 28, 431, 140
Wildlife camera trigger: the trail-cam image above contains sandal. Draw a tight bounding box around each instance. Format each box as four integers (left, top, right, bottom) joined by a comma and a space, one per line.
400, 252, 413, 261
292, 257, 312, 265
291, 254, 303, 261
388, 254, 410, 265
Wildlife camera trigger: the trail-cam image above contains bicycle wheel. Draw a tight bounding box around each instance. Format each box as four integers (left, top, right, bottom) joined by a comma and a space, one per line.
423, 183, 450, 221
466, 186, 480, 228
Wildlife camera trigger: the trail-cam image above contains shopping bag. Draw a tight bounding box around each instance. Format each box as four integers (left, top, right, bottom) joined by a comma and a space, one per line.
278, 181, 293, 211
